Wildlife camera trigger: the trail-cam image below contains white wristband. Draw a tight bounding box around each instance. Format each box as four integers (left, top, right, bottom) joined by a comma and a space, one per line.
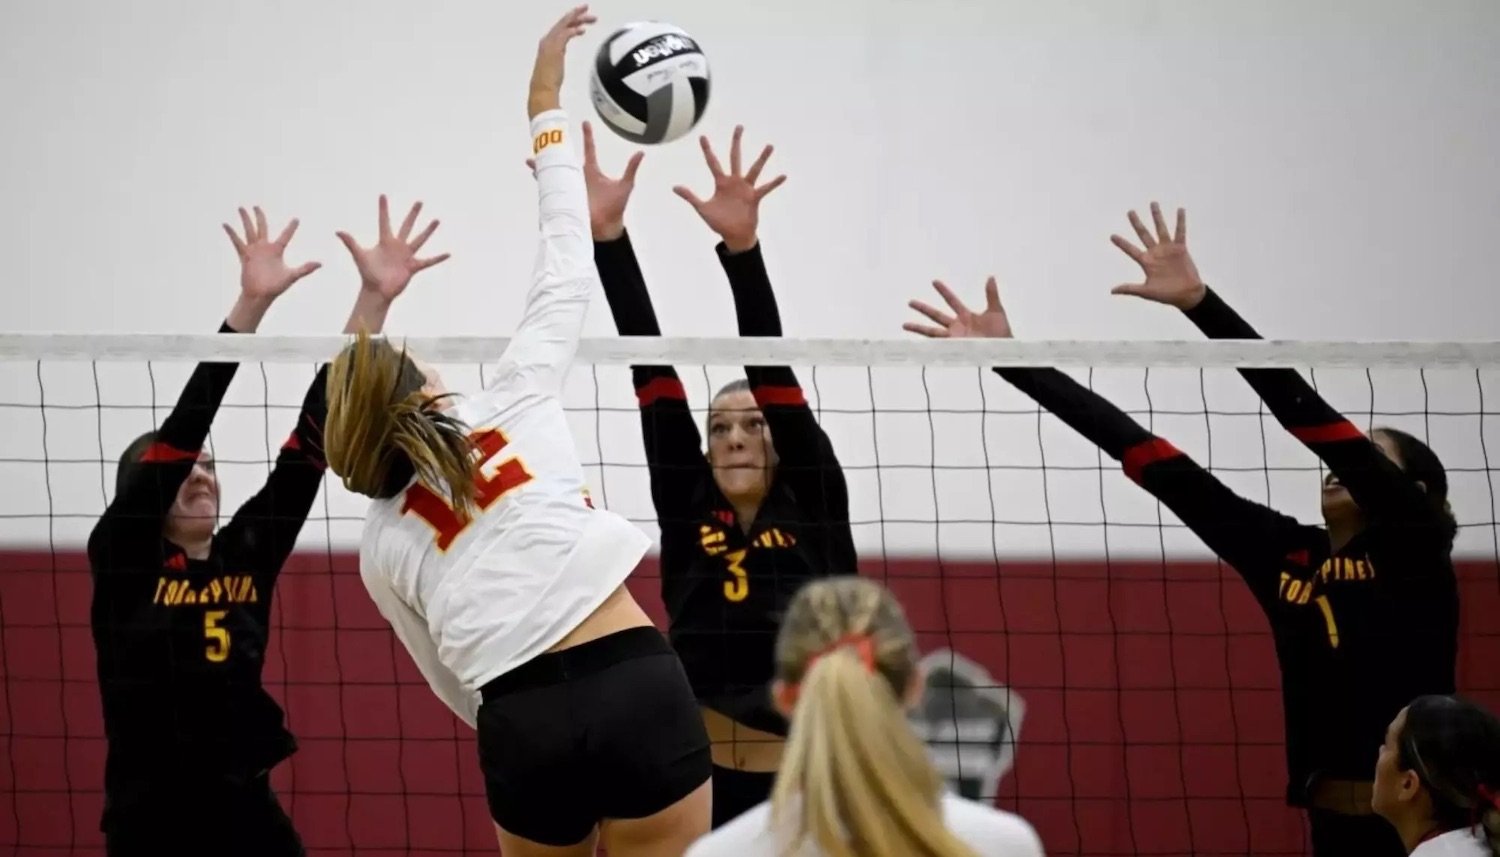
529, 109, 574, 170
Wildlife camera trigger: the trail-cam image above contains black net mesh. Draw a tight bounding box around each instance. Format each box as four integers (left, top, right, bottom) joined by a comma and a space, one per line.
1, 352, 1496, 856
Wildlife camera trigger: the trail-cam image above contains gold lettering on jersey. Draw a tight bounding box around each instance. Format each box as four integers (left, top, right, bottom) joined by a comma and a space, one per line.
699, 525, 728, 556
699, 525, 798, 557
1279, 574, 1314, 606
1314, 557, 1373, 584
153, 575, 259, 606
753, 528, 798, 549
1277, 564, 1360, 650
698, 526, 802, 603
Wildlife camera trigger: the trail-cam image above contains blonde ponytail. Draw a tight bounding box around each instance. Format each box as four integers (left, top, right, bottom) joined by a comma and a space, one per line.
325, 330, 478, 511
771, 578, 977, 857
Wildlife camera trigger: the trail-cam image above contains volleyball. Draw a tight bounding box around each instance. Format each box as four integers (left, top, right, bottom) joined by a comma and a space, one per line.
589, 22, 710, 145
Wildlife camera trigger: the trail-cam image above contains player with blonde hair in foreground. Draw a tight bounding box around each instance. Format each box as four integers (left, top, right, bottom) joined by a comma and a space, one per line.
323, 7, 711, 856
685, 576, 1044, 857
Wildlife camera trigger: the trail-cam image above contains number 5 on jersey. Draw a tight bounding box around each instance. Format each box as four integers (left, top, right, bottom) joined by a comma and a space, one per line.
204, 610, 229, 663
403, 429, 535, 550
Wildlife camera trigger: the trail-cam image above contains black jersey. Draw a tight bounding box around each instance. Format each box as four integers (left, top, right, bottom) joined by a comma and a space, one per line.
994, 288, 1458, 805
595, 233, 856, 735
86, 321, 329, 817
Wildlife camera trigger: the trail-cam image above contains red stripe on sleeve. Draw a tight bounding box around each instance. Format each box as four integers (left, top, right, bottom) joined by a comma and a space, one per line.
139, 442, 198, 463
753, 385, 807, 407
636, 377, 687, 407
282, 430, 327, 469
1122, 438, 1184, 484
1289, 421, 1364, 445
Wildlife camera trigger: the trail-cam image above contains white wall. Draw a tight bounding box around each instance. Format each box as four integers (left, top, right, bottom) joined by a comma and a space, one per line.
1, 0, 1498, 558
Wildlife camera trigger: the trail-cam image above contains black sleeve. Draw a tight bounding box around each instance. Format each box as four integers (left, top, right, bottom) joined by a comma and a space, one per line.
87, 321, 241, 571
995, 366, 1309, 605
594, 232, 709, 522
718, 241, 851, 528
217, 365, 330, 584
1183, 287, 1442, 545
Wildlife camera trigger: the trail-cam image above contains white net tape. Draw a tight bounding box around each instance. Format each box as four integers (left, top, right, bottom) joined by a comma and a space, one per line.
2, 333, 1499, 366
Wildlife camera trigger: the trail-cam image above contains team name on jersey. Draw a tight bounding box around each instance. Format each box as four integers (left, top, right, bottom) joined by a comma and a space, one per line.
1278, 557, 1375, 606
1275, 556, 1371, 651
152, 574, 259, 607
698, 524, 798, 556
628, 34, 697, 69
1316, 557, 1374, 583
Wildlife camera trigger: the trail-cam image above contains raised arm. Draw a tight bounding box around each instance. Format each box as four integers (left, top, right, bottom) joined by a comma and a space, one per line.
584, 127, 709, 518
675, 127, 849, 520
88, 208, 320, 569
718, 242, 849, 517
905, 278, 1312, 605
1110, 203, 1440, 531
217, 368, 329, 580
491, 7, 599, 397
224, 198, 450, 580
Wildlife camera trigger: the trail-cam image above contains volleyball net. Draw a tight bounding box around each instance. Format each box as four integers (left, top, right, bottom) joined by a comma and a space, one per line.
1, 334, 1497, 857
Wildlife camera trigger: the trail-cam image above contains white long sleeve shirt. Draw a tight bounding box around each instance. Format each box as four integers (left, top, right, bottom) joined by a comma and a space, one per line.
356, 109, 651, 728
685, 793, 1046, 857
1410, 828, 1490, 857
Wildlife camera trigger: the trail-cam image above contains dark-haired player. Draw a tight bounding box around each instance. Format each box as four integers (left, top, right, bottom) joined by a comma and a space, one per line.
582, 123, 856, 827
1373, 694, 1500, 856
905, 205, 1458, 857
89, 200, 446, 856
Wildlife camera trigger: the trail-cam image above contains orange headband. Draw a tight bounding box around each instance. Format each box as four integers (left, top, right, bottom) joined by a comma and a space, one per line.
779, 633, 876, 709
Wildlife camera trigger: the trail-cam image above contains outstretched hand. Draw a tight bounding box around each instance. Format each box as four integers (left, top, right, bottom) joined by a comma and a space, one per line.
223, 206, 321, 302
529, 5, 596, 118
903, 277, 1012, 339
1110, 202, 1206, 310
674, 125, 786, 253
524, 120, 642, 240
579, 121, 643, 241
336, 195, 450, 304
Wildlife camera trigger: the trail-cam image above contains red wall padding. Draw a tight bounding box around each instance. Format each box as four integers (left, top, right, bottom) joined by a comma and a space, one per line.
2, 552, 1496, 857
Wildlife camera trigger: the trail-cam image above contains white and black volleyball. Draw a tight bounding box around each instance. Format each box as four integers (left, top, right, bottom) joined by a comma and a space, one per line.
590, 22, 710, 145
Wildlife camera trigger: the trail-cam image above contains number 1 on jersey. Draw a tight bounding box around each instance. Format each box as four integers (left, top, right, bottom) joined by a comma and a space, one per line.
403, 429, 534, 550
1314, 595, 1340, 649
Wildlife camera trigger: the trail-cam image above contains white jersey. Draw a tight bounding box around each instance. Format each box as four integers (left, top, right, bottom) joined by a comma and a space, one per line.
684, 792, 1045, 857
1410, 828, 1490, 857
357, 109, 650, 728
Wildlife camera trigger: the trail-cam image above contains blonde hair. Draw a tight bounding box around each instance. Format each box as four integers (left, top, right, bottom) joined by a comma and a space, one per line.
324, 330, 478, 512
771, 577, 977, 857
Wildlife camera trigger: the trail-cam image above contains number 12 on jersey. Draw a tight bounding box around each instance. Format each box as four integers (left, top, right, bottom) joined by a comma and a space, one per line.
403, 429, 534, 550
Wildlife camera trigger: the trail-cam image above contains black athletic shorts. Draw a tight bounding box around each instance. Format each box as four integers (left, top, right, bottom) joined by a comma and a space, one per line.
476, 626, 711, 846
711, 765, 776, 829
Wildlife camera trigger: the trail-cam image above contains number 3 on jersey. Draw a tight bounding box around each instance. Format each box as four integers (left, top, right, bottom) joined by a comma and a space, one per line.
722, 548, 749, 603
403, 429, 534, 550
